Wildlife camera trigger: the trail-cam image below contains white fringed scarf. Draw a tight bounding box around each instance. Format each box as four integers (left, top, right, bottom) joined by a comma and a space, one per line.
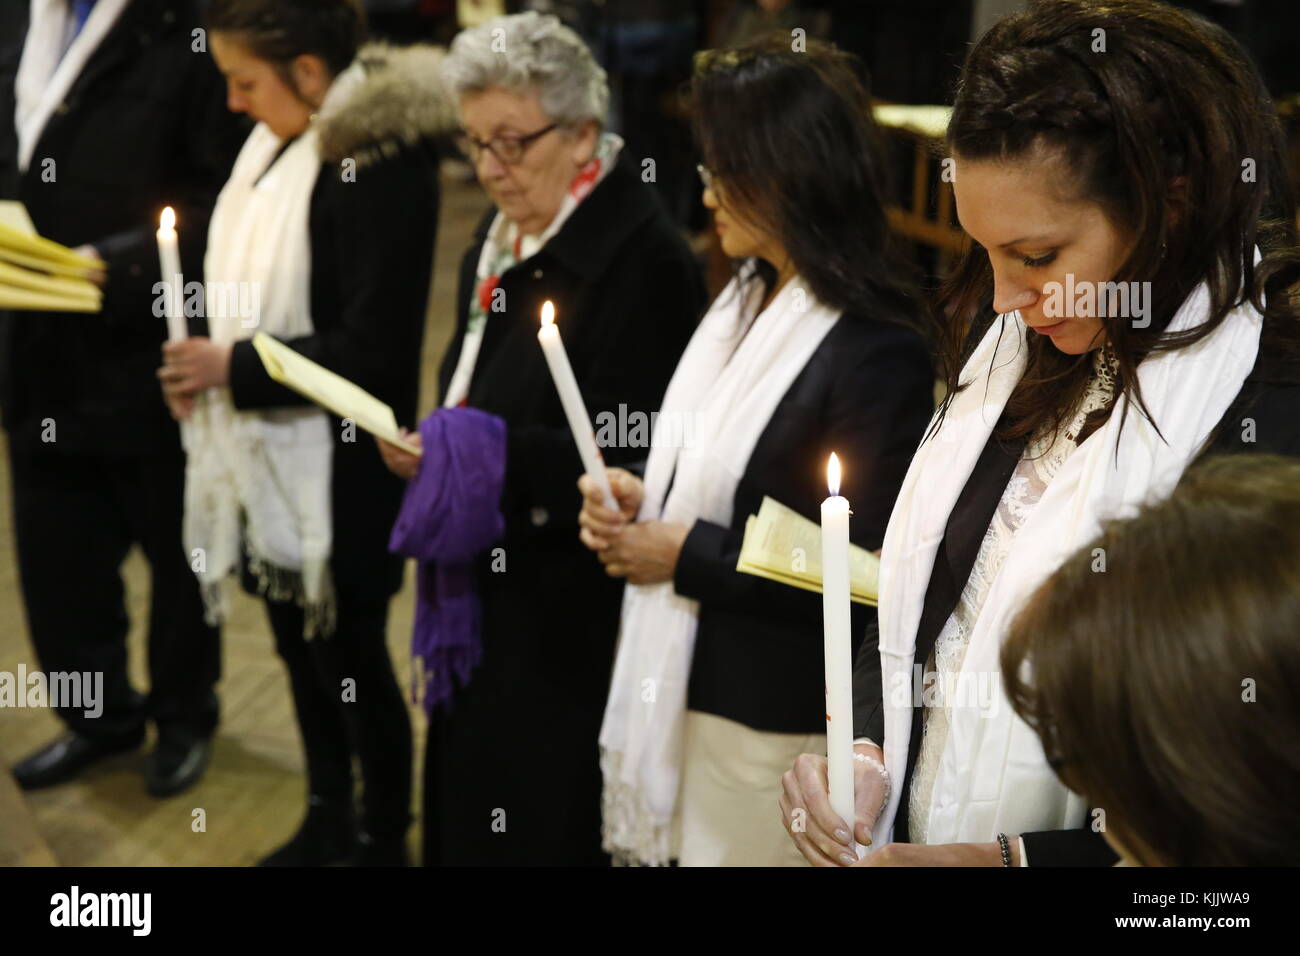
871, 273, 1262, 849
600, 270, 841, 865
184, 63, 367, 637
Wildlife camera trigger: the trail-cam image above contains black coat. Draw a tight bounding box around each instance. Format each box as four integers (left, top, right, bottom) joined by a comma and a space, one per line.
0, 0, 249, 457
674, 308, 934, 735
852, 316, 1300, 866
423, 156, 706, 866
226, 141, 440, 605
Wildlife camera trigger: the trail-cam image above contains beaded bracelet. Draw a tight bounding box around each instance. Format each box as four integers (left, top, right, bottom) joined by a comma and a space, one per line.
852, 750, 892, 815
996, 832, 1012, 867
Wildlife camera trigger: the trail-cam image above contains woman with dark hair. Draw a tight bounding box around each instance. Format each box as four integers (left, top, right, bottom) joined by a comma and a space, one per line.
1003, 454, 1300, 867
782, 0, 1300, 867
578, 38, 934, 866
157, 0, 453, 865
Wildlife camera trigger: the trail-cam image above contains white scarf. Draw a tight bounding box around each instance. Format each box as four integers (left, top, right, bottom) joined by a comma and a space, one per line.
184, 63, 367, 637
872, 275, 1262, 849
600, 270, 841, 865
14, 0, 132, 173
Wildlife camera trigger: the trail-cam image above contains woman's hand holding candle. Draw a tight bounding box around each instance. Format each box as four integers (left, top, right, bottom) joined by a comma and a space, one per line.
159, 337, 231, 391
780, 742, 888, 867
577, 467, 642, 549
591, 519, 689, 585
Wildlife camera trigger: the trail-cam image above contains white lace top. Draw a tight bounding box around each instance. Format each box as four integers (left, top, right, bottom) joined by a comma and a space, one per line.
907, 347, 1119, 844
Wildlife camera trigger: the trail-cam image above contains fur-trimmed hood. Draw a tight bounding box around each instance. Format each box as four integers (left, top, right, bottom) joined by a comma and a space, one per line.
316, 42, 457, 169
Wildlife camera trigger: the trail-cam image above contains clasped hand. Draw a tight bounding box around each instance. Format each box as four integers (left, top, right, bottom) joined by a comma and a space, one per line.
157, 337, 231, 421
577, 468, 688, 585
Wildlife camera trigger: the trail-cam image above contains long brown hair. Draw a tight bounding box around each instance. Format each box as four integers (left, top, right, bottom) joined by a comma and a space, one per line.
1002, 454, 1300, 866
936, 0, 1300, 448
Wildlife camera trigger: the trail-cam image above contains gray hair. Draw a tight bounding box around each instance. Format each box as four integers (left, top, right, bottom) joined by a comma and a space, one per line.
442, 11, 609, 128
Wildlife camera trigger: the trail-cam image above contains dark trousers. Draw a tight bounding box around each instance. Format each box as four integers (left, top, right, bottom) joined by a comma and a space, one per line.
7, 447, 221, 741
264, 593, 412, 843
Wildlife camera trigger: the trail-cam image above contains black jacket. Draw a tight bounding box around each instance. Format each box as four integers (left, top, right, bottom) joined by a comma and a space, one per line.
423, 155, 706, 865
226, 45, 448, 604
0, 0, 249, 457
852, 316, 1300, 866
674, 306, 934, 735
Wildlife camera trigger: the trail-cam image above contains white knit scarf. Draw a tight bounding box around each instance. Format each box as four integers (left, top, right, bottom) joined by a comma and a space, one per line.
600, 269, 842, 865
184, 63, 367, 637
871, 273, 1262, 849
14, 0, 132, 173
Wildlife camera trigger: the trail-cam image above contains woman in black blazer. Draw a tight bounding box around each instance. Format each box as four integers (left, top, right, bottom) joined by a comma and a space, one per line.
783, 0, 1300, 868
159, 0, 450, 865
579, 39, 934, 866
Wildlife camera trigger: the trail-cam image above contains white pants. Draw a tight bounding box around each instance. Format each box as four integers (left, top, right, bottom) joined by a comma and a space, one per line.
676, 710, 821, 867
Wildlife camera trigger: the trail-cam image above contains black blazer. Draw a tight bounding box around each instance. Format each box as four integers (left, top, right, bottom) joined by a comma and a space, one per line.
673, 307, 934, 735
852, 315, 1300, 865
422, 157, 705, 864
433, 153, 706, 701
0, 0, 249, 457
227, 141, 440, 604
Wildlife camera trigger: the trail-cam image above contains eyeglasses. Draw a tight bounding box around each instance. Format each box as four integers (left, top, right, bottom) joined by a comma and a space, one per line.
697, 163, 720, 194
457, 123, 559, 166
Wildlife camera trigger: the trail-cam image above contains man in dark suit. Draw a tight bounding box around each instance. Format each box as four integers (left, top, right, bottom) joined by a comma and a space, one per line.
0, 0, 248, 795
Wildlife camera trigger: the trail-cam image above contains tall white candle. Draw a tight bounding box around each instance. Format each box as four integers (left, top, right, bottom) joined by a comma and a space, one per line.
537, 301, 617, 510
156, 206, 187, 342
821, 452, 857, 855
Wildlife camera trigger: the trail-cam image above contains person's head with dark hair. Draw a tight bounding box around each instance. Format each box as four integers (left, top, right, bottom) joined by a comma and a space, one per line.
1002, 453, 1300, 866
937, 0, 1300, 448
206, 0, 367, 138
689, 35, 921, 329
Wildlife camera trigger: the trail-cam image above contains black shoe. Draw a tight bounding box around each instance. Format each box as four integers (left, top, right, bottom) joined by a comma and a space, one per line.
12, 730, 145, 791
352, 831, 409, 867
145, 732, 212, 797
258, 797, 357, 867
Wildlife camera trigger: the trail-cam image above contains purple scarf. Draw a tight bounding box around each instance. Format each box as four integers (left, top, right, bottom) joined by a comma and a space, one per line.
388, 407, 506, 714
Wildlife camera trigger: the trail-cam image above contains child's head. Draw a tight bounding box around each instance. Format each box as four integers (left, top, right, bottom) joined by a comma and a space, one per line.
1003, 454, 1300, 865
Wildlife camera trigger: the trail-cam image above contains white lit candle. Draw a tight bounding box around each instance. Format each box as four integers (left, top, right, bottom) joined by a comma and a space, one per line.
156, 207, 187, 342
537, 301, 617, 510
822, 452, 857, 855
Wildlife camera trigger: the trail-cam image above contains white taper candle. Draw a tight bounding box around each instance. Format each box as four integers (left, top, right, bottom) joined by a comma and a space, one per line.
821, 452, 858, 856
156, 206, 186, 342
537, 301, 617, 510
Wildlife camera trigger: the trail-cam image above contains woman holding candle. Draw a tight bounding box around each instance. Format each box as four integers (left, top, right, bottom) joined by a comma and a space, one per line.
577, 39, 935, 866
374, 11, 704, 866
157, 0, 453, 865
782, 0, 1300, 867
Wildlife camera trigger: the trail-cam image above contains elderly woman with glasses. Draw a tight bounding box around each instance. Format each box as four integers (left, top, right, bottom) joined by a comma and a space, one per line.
377, 11, 705, 866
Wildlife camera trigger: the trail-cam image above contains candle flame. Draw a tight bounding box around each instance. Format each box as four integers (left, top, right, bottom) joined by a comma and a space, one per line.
540, 300, 555, 327
827, 452, 841, 497
160, 206, 176, 231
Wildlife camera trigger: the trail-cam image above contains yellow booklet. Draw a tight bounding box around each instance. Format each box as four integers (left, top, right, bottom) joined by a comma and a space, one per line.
0, 201, 103, 312
251, 332, 421, 456
736, 496, 879, 606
